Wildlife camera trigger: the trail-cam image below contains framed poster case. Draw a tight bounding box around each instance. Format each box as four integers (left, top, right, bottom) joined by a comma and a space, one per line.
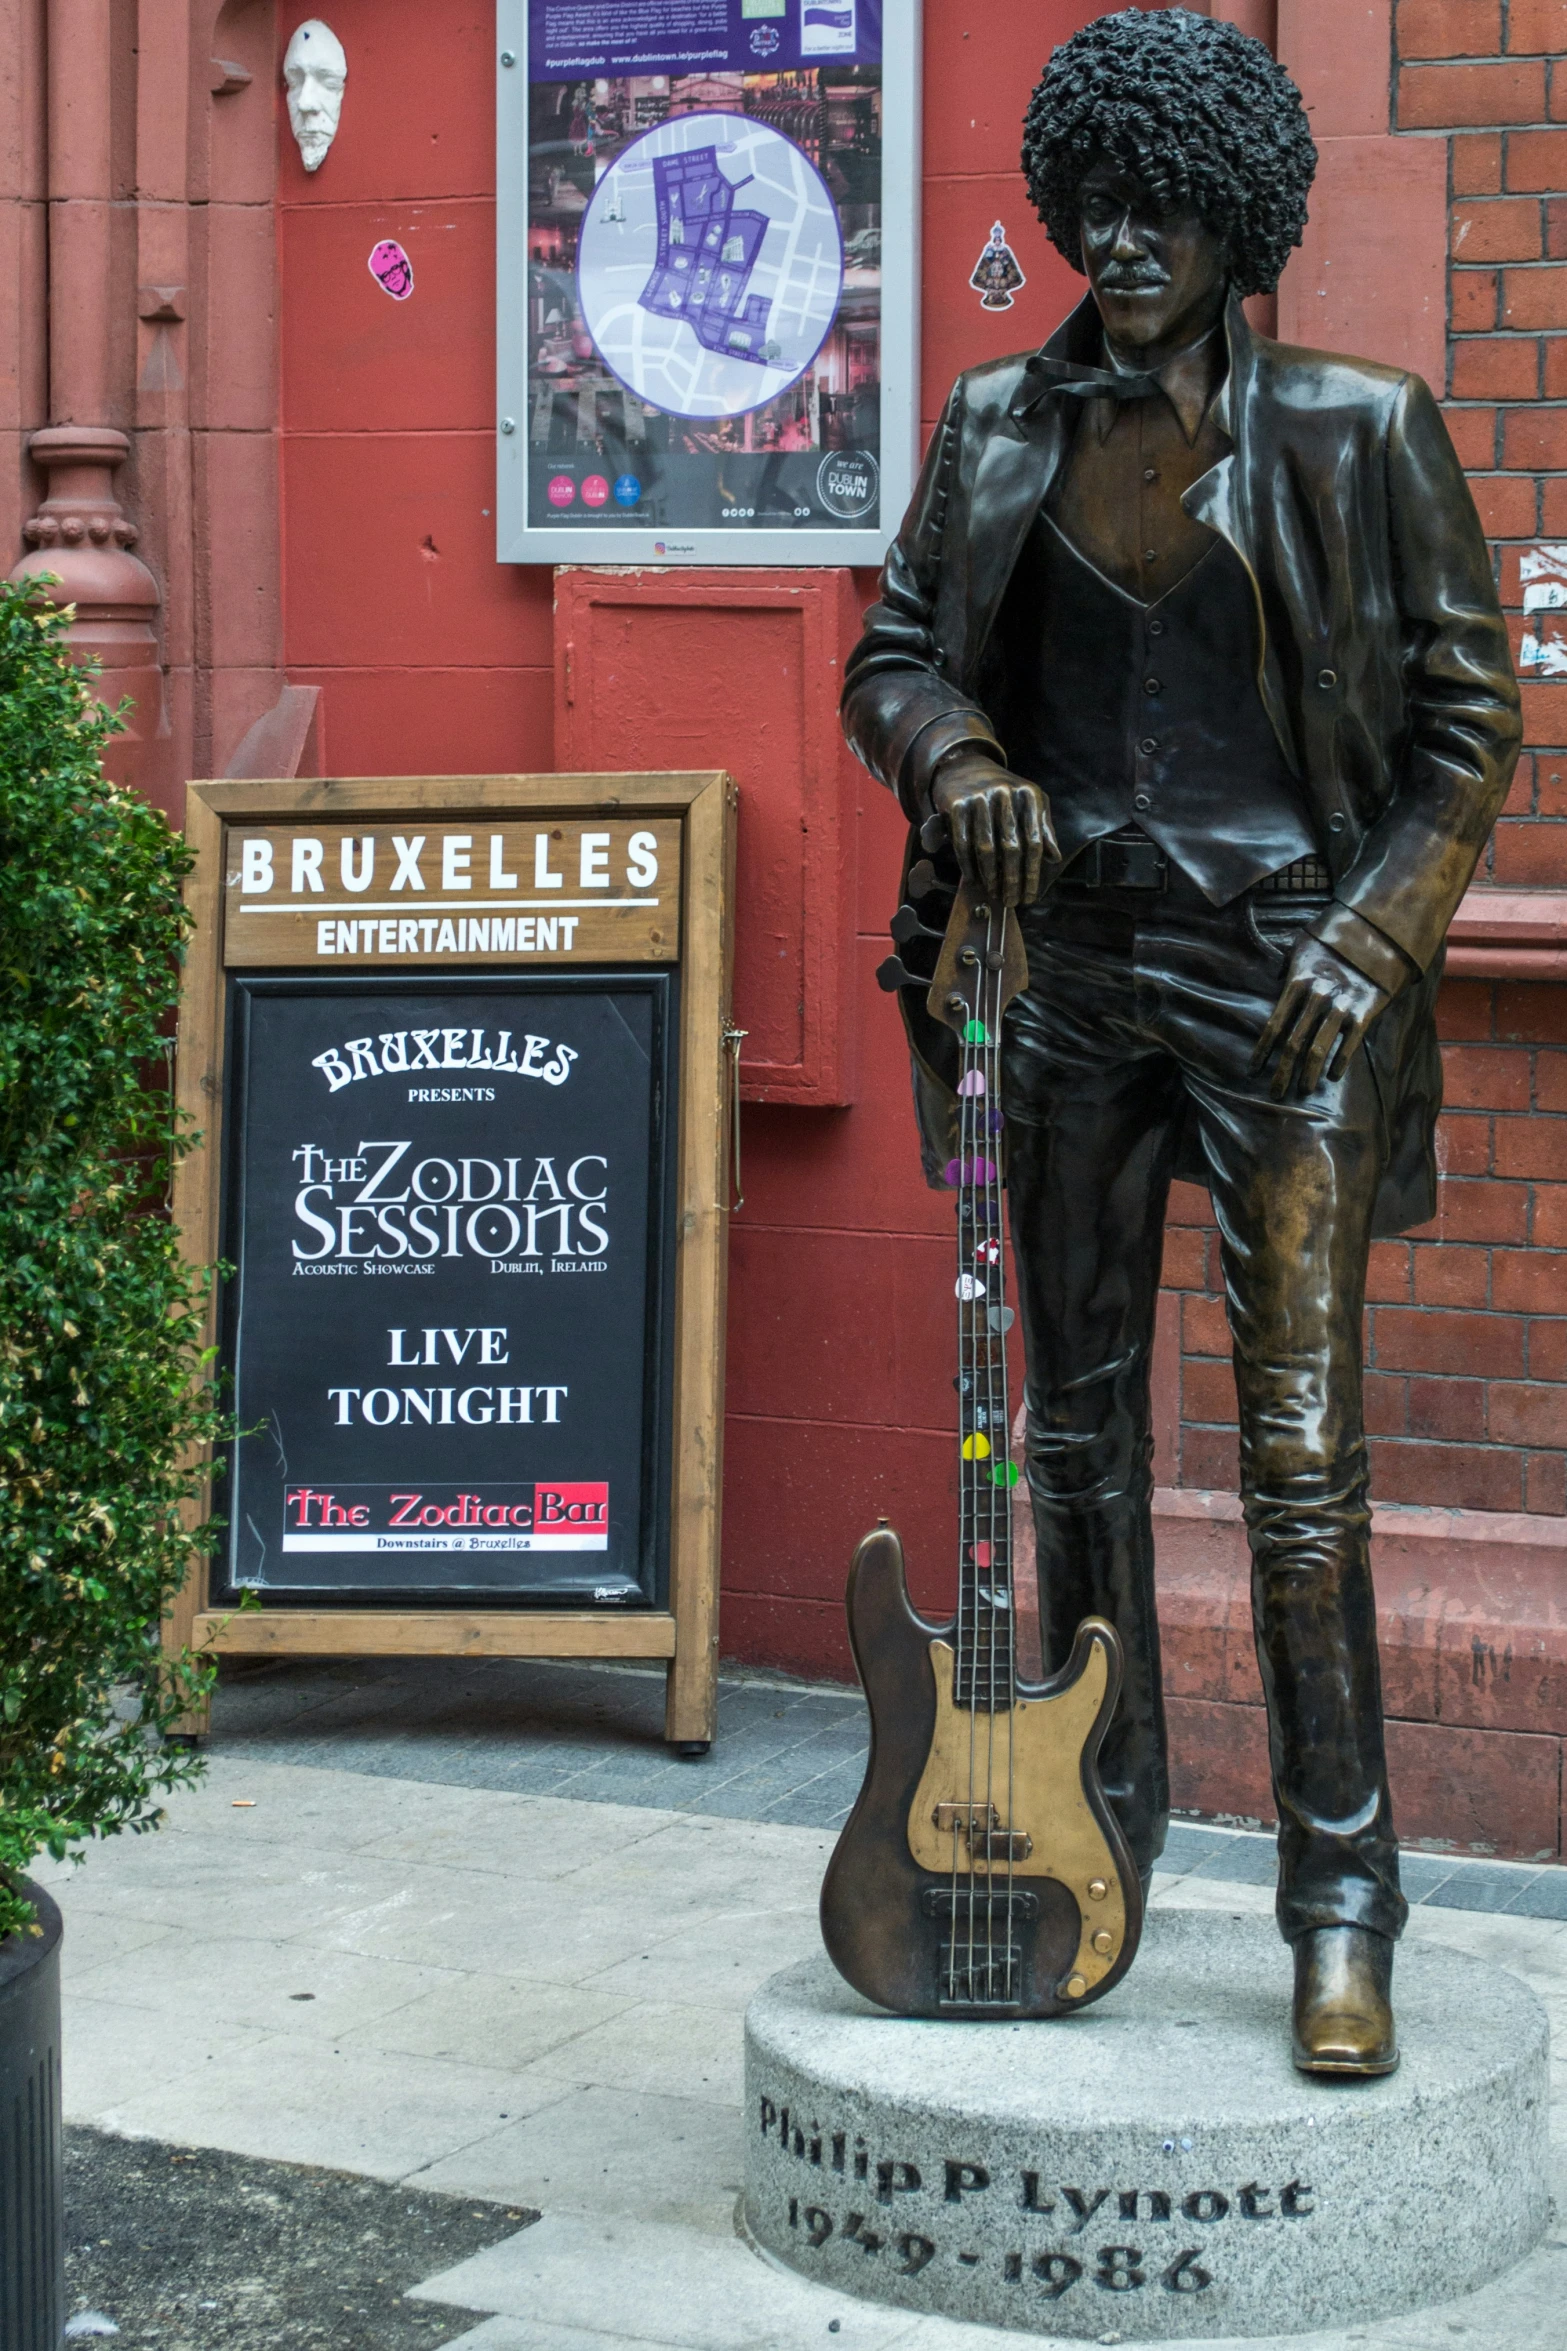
167, 771, 736, 1748
495, 0, 920, 565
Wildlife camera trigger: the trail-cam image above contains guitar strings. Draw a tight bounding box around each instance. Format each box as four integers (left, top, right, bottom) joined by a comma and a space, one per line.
987, 904, 1017, 2001
959, 980, 978, 2002
982, 905, 1012, 2000
957, 958, 979, 2001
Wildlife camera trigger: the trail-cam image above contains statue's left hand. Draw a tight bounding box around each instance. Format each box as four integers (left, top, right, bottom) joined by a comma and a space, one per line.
1252, 935, 1390, 1100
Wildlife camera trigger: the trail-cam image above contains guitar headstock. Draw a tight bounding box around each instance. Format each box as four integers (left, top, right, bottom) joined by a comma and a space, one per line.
928, 881, 1031, 1037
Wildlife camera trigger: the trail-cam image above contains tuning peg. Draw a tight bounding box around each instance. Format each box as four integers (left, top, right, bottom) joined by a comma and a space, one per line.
876, 954, 922, 992
890, 902, 944, 947
907, 858, 946, 902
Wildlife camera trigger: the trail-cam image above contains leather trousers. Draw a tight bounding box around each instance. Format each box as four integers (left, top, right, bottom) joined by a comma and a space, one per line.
1003, 866, 1408, 1945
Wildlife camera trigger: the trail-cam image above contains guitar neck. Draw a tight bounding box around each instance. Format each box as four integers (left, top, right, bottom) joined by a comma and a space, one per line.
953, 978, 1016, 1712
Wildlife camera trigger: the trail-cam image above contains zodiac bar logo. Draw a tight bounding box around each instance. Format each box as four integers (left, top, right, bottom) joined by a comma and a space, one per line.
281, 1482, 609, 1552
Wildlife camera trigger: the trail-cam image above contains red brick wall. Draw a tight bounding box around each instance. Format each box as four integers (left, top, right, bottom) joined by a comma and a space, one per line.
1162, 0, 1567, 1516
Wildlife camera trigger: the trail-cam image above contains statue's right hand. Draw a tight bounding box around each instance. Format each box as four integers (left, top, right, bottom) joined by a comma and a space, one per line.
928, 753, 1058, 908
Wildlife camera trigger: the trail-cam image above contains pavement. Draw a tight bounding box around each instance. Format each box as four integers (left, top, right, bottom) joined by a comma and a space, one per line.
34, 1656, 1567, 2350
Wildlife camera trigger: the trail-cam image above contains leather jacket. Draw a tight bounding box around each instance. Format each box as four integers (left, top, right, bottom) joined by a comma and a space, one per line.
842, 292, 1522, 1235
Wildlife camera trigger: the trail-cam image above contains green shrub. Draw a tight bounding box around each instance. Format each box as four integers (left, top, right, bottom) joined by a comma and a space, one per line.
0, 580, 223, 1942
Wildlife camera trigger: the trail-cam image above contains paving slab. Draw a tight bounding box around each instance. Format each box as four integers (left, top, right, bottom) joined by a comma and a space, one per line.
339, 1969, 638, 2075
91, 2027, 573, 2183
409, 2088, 742, 2233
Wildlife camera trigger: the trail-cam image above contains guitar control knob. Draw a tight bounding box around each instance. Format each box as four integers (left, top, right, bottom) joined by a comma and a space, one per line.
1087, 1878, 1108, 1901
1064, 1973, 1087, 1999
1091, 1929, 1114, 1956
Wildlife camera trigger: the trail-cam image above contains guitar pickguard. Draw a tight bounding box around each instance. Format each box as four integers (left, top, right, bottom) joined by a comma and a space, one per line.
907, 1635, 1131, 2000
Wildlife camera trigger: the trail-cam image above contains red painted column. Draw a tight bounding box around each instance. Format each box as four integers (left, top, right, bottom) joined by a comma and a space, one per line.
9, 0, 162, 799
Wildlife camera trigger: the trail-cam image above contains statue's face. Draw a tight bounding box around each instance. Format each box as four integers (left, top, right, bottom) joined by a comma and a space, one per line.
284, 21, 347, 173
1077, 157, 1228, 357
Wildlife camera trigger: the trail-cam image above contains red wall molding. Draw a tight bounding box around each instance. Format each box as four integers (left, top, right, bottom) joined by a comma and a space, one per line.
1447, 886, 1567, 979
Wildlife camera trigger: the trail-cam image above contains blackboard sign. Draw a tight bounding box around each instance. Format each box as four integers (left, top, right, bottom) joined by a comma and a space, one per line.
170, 772, 734, 1752
217, 973, 676, 1606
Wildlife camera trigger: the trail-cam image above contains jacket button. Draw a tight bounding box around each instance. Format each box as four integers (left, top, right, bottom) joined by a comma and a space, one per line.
1134, 793, 1152, 812
1143, 677, 1161, 695
1328, 812, 1346, 834
1148, 619, 1164, 637
1318, 668, 1337, 688
1139, 737, 1157, 755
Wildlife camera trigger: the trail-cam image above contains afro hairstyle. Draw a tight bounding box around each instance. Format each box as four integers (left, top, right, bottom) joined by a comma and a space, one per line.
1021, 8, 1317, 299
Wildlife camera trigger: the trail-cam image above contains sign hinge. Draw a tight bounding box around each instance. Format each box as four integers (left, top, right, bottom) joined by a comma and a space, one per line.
722, 1021, 748, 1210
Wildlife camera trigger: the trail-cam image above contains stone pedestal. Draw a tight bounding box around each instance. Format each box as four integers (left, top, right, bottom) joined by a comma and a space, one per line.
743, 1909, 1550, 2339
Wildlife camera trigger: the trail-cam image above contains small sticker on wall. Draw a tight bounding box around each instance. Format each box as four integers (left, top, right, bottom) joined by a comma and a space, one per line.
1521, 544, 1567, 614
368, 238, 414, 300
1520, 630, 1567, 675
970, 222, 1025, 311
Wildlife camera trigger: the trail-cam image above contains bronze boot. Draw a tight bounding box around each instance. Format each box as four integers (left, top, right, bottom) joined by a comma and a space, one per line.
1291, 1925, 1399, 2076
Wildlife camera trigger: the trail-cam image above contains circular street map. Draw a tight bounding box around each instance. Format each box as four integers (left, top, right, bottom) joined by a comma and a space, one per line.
576, 112, 844, 421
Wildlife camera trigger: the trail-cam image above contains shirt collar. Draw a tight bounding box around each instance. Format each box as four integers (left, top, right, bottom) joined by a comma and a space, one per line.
1094, 325, 1227, 445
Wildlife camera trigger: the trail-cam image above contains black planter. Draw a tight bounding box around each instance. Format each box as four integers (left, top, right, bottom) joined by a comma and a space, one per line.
0, 1882, 62, 2351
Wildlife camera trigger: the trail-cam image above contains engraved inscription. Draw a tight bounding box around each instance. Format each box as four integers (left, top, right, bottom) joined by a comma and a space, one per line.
760, 2090, 1317, 2300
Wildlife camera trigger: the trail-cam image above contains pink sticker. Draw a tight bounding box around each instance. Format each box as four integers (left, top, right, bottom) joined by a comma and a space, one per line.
581, 475, 610, 508
368, 239, 415, 300
547, 475, 577, 508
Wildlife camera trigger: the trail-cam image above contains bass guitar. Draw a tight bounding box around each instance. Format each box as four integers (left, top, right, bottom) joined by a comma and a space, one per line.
819, 873, 1144, 2019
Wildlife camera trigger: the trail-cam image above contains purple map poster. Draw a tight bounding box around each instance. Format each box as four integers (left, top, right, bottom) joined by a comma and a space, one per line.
639, 145, 774, 364
510, 0, 893, 553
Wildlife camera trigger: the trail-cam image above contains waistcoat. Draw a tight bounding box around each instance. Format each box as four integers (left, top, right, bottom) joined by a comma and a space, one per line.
990, 513, 1319, 905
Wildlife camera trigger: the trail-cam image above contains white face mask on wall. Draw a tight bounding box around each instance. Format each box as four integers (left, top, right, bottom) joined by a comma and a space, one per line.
284, 19, 347, 173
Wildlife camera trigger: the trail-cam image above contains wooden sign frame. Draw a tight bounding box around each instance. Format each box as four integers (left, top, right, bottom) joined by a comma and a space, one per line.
166, 771, 736, 1749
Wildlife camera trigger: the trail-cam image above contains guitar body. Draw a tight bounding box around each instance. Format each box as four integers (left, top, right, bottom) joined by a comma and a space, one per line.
820, 1529, 1144, 2020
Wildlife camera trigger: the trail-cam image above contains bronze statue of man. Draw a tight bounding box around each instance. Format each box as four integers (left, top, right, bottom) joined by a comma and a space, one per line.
841, 9, 1520, 2072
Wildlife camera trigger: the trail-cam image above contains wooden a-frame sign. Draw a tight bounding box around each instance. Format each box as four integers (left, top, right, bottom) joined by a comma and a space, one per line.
167, 771, 736, 1747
